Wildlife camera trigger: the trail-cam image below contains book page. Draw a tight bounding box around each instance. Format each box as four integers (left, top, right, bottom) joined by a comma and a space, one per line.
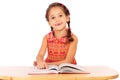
59, 67, 89, 74
48, 65, 59, 71
58, 63, 86, 71
57, 63, 90, 74
28, 66, 58, 75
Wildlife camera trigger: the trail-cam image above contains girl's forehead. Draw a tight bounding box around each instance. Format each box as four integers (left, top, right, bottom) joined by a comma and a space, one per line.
49, 7, 64, 14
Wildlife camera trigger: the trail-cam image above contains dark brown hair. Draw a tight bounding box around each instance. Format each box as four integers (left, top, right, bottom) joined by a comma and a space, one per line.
45, 2, 74, 42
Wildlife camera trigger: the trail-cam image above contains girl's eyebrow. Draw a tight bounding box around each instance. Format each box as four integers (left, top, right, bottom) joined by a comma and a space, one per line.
49, 12, 64, 17
49, 15, 54, 18
58, 12, 64, 14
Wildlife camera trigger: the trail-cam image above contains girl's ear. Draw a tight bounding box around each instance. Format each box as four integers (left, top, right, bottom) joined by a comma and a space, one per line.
66, 15, 70, 22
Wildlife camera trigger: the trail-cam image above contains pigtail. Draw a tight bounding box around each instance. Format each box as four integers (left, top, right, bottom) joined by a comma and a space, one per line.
51, 27, 55, 36
50, 27, 53, 31
67, 21, 74, 42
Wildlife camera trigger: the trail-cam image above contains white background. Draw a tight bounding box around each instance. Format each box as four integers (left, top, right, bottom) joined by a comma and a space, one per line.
0, 0, 120, 79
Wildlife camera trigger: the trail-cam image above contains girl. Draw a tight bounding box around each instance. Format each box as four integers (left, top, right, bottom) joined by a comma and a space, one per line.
34, 2, 78, 69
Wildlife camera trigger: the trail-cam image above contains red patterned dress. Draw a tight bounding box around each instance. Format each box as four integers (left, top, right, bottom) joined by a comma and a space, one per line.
45, 31, 76, 64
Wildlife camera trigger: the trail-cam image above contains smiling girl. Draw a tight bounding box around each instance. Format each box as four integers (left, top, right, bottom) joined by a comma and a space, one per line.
34, 2, 78, 69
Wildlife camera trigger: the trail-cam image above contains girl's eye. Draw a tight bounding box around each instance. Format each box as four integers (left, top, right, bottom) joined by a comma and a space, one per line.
59, 15, 63, 17
51, 17, 55, 19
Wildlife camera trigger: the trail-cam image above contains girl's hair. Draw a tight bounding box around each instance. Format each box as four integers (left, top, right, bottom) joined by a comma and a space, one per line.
45, 2, 74, 42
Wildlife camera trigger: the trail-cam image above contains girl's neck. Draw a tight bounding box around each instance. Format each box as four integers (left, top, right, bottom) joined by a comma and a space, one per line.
54, 29, 67, 39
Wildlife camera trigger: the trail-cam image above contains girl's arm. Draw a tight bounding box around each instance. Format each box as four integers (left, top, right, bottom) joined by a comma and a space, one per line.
47, 35, 78, 65
36, 35, 48, 68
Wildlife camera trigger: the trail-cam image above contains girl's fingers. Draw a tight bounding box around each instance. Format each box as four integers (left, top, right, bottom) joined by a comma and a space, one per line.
44, 62, 48, 69
33, 61, 37, 66
38, 63, 45, 69
37, 61, 48, 69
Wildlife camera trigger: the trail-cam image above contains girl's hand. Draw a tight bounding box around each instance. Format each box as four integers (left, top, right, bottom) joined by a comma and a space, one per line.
36, 61, 48, 69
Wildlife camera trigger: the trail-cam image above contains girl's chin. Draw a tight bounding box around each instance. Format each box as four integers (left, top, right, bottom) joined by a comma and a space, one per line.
54, 27, 65, 31
54, 26, 62, 29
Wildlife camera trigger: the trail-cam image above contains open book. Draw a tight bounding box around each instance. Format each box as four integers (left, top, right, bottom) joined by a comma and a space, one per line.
28, 63, 90, 74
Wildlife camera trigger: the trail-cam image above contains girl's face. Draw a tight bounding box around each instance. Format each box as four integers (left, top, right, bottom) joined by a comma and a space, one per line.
48, 7, 69, 31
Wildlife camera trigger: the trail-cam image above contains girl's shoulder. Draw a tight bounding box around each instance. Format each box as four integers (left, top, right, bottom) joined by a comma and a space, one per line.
45, 31, 53, 38
44, 31, 54, 41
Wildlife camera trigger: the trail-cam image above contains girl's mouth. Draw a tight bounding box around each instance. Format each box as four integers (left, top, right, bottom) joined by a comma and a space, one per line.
55, 22, 62, 26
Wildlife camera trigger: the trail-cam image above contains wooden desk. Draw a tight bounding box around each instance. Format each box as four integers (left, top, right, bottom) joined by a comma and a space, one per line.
0, 66, 119, 80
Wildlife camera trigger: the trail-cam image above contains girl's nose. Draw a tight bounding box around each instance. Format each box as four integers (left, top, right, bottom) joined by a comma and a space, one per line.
55, 17, 60, 22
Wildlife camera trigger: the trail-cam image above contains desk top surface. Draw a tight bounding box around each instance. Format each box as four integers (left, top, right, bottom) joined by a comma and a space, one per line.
0, 66, 119, 80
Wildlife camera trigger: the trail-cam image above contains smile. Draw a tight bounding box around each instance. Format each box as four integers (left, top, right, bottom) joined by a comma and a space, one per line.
55, 22, 62, 26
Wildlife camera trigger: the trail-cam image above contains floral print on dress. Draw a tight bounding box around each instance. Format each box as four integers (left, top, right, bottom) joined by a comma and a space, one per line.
45, 31, 76, 64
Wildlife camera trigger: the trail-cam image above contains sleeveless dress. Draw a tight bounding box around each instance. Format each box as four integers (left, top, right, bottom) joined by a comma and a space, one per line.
45, 31, 76, 64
